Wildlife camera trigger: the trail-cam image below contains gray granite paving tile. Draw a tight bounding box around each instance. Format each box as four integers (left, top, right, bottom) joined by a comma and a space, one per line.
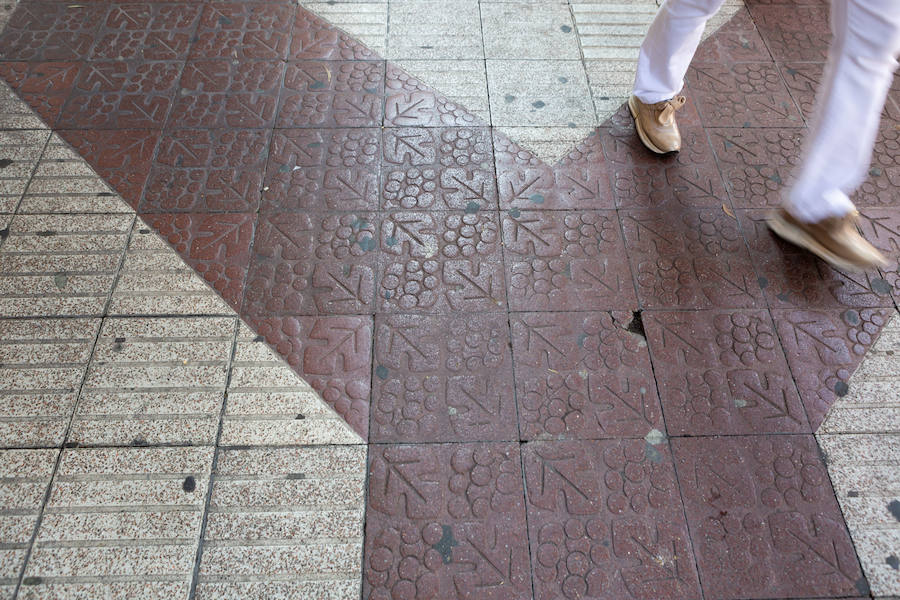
0, 319, 101, 448
68, 317, 234, 446
487, 59, 596, 128
572, 1, 658, 61
398, 60, 490, 123
18, 583, 186, 600
0, 2, 14, 33
195, 446, 365, 599
387, 1, 483, 60
584, 59, 640, 122
195, 581, 360, 600
18, 135, 130, 215
300, 3, 387, 55
23, 447, 212, 600
220, 323, 362, 446
0, 83, 46, 132
819, 434, 900, 598
850, 529, 900, 598
0, 450, 58, 593
0, 214, 132, 318
109, 222, 233, 317
481, 2, 581, 60
0, 130, 47, 214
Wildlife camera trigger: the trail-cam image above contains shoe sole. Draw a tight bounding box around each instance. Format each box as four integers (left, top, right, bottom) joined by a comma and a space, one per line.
628, 96, 670, 155
767, 211, 872, 273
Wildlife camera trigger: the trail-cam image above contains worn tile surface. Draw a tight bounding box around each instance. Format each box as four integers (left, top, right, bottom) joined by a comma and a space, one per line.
0, 450, 58, 595
1, 1, 900, 599
0, 319, 101, 447
69, 317, 234, 446
23, 447, 211, 600
196, 446, 365, 599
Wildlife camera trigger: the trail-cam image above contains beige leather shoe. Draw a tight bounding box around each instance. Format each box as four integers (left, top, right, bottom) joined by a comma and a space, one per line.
628, 94, 686, 154
767, 208, 889, 272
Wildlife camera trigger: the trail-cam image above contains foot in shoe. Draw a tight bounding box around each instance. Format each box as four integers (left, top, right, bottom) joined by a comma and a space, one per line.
767, 208, 889, 272
628, 95, 686, 154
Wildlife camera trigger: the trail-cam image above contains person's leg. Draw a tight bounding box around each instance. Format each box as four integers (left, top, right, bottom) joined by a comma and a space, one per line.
770, 0, 900, 271
787, 0, 900, 223
629, 0, 726, 153
633, 0, 728, 103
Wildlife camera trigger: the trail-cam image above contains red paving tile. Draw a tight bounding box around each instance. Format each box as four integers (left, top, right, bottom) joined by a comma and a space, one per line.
171, 59, 283, 129
249, 314, 372, 437
672, 435, 867, 599
857, 121, 900, 208
0, 3, 104, 61
384, 64, 484, 128
738, 208, 895, 309
244, 211, 377, 316
510, 312, 662, 440
643, 309, 808, 435
620, 208, 765, 309
371, 314, 517, 443
692, 7, 772, 65
58, 128, 159, 207
262, 128, 381, 211
378, 211, 506, 313
707, 128, 804, 209
290, 8, 377, 61
383, 127, 496, 211
772, 307, 893, 429
90, 3, 203, 61
687, 63, 805, 128
503, 210, 634, 311
365, 443, 531, 600
0, 61, 79, 125
523, 439, 702, 599
142, 127, 271, 212
748, 4, 832, 61
190, 3, 294, 61
779, 62, 824, 123
603, 126, 727, 209
278, 60, 384, 129
496, 131, 614, 210
1, 1, 895, 597
57, 60, 181, 130
857, 208, 900, 300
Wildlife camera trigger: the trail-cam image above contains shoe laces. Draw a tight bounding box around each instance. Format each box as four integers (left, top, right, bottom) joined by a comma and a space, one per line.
652, 95, 686, 125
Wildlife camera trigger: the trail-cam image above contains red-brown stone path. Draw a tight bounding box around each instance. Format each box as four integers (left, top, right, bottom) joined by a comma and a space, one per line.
1, 0, 898, 597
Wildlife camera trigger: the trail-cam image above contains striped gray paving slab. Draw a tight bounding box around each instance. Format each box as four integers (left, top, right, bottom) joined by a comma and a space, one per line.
818, 311, 900, 599
0, 213, 133, 318
0, 450, 57, 600
0, 319, 101, 448
21, 447, 212, 600
109, 222, 235, 317
0, 77, 367, 600
195, 446, 365, 599
69, 317, 237, 447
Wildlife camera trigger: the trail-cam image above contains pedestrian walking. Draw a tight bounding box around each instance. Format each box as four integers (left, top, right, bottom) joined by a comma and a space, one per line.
629, 0, 900, 272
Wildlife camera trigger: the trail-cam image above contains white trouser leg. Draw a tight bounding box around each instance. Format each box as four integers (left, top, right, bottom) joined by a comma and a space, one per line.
787, 0, 900, 222
633, 0, 727, 103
